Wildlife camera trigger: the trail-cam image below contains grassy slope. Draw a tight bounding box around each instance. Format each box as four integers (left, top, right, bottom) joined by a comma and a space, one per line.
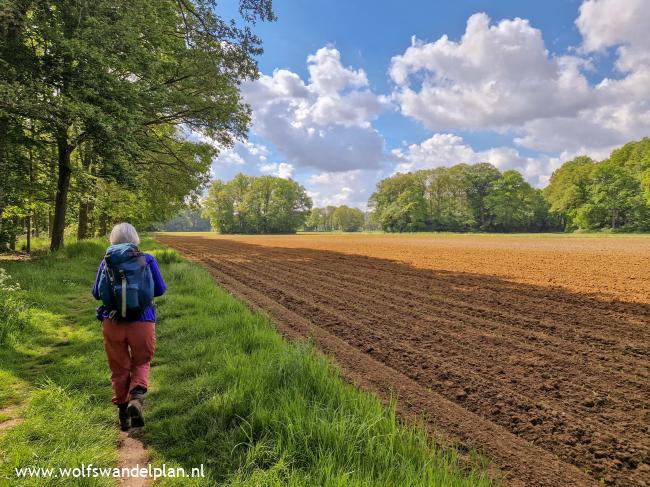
0, 238, 491, 486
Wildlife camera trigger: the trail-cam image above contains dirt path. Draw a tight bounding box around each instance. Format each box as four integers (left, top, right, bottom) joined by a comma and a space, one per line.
158, 234, 650, 487
117, 428, 150, 487
0, 416, 23, 432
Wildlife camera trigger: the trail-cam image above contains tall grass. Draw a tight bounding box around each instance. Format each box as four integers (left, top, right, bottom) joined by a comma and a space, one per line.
0, 238, 493, 486
0, 239, 118, 486
0, 268, 29, 346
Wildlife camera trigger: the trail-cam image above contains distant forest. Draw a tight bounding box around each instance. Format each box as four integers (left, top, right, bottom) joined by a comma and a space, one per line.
370, 138, 650, 233
163, 137, 650, 235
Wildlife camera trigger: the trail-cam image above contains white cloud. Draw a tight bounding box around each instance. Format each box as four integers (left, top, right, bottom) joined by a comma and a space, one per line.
390, 5, 650, 159
392, 133, 551, 187
513, 0, 650, 154
259, 162, 294, 179
210, 141, 291, 181
576, 0, 650, 71
241, 46, 387, 172
390, 13, 591, 131
212, 141, 269, 166
202, 2, 650, 206
307, 47, 368, 95
306, 170, 377, 208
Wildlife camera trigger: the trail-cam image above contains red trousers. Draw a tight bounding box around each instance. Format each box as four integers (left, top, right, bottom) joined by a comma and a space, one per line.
102, 319, 156, 405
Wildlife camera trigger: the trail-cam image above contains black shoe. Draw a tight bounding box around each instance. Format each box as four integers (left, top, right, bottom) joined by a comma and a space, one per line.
118, 403, 130, 431
127, 392, 145, 428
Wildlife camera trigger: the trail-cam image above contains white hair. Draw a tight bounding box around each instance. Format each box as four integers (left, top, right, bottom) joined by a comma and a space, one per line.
109, 222, 140, 245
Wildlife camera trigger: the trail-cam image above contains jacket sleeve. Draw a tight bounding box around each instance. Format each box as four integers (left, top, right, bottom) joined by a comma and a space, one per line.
147, 255, 167, 297
92, 260, 104, 300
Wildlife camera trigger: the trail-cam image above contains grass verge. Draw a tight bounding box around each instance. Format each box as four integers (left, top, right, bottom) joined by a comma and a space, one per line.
1, 237, 492, 486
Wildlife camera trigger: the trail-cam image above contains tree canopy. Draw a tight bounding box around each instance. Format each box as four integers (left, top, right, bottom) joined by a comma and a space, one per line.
545, 138, 650, 231
202, 174, 312, 234
0, 0, 274, 250
369, 163, 552, 233
305, 205, 366, 232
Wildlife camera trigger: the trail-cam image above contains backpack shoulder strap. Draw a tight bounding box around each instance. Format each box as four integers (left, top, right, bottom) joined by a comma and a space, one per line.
103, 255, 116, 285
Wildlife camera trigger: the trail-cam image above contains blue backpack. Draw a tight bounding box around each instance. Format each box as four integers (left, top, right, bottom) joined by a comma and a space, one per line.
98, 243, 154, 320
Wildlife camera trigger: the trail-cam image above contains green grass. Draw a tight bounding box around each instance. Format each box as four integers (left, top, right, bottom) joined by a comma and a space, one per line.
0, 238, 493, 486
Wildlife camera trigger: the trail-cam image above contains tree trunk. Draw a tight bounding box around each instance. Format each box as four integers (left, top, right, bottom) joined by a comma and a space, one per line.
77, 201, 89, 240
99, 211, 108, 236
9, 218, 16, 251
87, 201, 96, 237
50, 132, 73, 251
26, 215, 31, 253
76, 145, 93, 240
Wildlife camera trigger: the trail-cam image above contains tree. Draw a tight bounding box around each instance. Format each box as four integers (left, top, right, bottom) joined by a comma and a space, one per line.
544, 156, 595, 230
369, 163, 552, 233
305, 207, 327, 231
160, 209, 211, 232
463, 163, 501, 230
369, 172, 428, 232
485, 170, 548, 231
202, 174, 311, 234
331, 206, 365, 232
575, 161, 642, 230
0, 0, 274, 250
424, 165, 474, 231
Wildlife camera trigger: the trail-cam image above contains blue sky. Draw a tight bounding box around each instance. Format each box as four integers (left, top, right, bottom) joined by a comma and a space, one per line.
206, 0, 650, 208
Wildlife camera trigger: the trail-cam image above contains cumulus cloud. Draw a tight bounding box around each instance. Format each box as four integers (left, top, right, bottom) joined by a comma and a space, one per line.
203, 1, 650, 206
259, 162, 294, 179
392, 133, 551, 187
211, 141, 269, 167
390, 4, 650, 160
510, 0, 650, 155
241, 46, 387, 172
390, 13, 592, 131
576, 0, 650, 71
210, 140, 295, 181
306, 170, 378, 208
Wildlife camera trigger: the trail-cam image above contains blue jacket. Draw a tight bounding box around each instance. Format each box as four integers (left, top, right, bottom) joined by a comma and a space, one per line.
92, 253, 166, 322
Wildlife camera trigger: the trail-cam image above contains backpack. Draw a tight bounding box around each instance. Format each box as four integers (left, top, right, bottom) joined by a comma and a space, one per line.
98, 243, 154, 320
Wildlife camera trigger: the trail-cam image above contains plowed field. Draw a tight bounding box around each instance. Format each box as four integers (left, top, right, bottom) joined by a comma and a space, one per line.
156, 233, 650, 487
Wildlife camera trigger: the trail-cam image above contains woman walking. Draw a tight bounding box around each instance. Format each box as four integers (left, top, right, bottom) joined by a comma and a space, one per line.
92, 223, 166, 430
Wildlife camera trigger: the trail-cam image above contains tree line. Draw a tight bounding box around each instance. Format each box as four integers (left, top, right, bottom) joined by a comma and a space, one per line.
370, 163, 550, 232
193, 137, 650, 235
369, 138, 650, 233
0, 0, 274, 252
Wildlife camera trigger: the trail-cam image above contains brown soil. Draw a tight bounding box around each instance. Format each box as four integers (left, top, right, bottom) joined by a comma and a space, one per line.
157, 233, 650, 487
118, 428, 149, 487
0, 406, 23, 432
0, 417, 23, 432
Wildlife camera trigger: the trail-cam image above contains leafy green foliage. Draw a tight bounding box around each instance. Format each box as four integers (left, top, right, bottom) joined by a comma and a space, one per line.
203, 174, 312, 234
0, 268, 29, 346
545, 138, 650, 231
159, 209, 211, 232
0, 0, 274, 249
305, 205, 366, 232
370, 163, 551, 233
